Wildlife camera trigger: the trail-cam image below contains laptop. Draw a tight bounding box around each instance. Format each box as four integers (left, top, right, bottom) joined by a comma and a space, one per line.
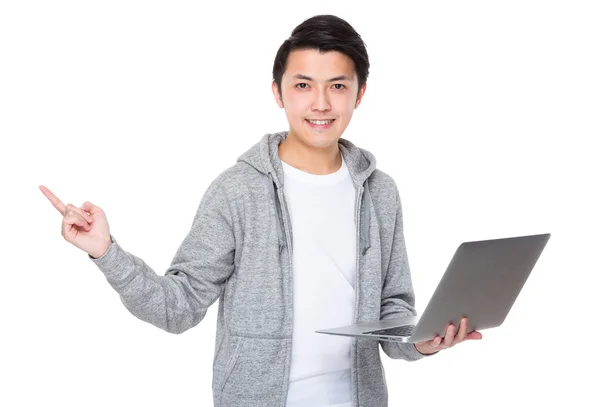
316, 233, 551, 343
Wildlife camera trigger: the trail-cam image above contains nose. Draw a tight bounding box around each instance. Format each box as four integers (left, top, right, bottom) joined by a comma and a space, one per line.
311, 87, 331, 112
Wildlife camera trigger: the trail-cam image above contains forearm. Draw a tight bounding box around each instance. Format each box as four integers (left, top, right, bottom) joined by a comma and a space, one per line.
90, 236, 217, 334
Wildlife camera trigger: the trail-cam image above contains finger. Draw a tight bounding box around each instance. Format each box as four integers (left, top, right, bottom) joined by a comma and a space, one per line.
67, 204, 93, 223
65, 204, 90, 222
81, 201, 99, 216
39, 185, 66, 216
456, 317, 468, 343
444, 323, 456, 347
416, 335, 442, 354
466, 331, 483, 340
63, 211, 91, 232
62, 217, 87, 238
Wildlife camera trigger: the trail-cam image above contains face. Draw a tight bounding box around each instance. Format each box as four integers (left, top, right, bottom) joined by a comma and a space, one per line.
272, 48, 366, 151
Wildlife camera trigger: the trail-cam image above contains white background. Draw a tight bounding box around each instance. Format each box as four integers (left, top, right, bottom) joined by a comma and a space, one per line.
1, 1, 598, 406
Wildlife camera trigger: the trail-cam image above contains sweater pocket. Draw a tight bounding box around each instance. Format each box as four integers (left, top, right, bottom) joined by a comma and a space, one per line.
217, 335, 245, 393
218, 336, 289, 407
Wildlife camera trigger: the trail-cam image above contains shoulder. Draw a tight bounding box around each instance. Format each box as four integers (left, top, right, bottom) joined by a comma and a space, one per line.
207, 161, 267, 199
368, 169, 400, 203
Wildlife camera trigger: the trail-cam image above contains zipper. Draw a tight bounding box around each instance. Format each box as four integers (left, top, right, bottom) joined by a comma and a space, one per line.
276, 186, 295, 407
351, 184, 364, 407
352, 185, 364, 325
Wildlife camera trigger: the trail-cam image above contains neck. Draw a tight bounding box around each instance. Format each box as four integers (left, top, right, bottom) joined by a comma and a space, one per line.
278, 132, 342, 175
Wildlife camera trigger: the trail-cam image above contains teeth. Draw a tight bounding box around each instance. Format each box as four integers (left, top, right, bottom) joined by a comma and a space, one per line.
308, 119, 334, 125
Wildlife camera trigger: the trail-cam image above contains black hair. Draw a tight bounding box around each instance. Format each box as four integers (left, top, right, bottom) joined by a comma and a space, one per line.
272, 15, 370, 98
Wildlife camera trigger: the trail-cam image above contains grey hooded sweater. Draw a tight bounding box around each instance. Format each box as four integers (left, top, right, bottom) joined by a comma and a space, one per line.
90, 131, 425, 406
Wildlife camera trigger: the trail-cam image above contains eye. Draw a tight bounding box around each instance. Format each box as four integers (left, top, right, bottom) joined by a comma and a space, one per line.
295, 83, 309, 89
333, 84, 346, 90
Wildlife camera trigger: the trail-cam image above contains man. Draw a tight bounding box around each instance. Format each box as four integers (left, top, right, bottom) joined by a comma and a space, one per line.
41, 14, 481, 407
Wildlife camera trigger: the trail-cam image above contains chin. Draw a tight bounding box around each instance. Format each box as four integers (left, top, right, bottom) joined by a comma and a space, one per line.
294, 131, 338, 150
309, 137, 339, 149
297, 121, 343, 149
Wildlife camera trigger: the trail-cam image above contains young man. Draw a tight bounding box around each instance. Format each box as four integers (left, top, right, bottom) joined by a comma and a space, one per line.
41, 14, 481, 407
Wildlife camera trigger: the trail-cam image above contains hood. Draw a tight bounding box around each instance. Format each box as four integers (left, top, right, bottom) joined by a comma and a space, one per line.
237, 131, 377, 255
237, 131, 377, 189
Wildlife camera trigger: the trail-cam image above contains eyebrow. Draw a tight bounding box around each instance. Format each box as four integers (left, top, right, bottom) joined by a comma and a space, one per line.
292, 74, 352, 82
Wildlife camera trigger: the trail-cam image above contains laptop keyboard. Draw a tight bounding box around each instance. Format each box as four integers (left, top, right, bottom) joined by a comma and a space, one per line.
364, 325, 415, 337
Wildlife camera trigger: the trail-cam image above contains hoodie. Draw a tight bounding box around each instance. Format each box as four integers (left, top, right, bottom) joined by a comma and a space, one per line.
90, 131, 425, 406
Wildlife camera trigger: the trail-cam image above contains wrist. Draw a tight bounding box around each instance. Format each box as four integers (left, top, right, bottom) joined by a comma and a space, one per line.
90, 237, 112, 259
414, 343, 439, 356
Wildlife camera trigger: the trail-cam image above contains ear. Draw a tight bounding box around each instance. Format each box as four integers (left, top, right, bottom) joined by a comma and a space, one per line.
354, 82, 367, 109
272, 81, 284, 108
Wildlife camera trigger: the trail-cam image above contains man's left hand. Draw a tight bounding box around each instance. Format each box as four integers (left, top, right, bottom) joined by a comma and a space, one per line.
414, 317, 482, 355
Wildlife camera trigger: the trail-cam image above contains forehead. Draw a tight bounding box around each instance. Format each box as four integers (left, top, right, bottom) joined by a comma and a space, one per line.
283, 49, 357, 82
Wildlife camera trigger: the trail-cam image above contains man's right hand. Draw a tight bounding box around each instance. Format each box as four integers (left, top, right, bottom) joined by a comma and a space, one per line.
40, 185, 112, 259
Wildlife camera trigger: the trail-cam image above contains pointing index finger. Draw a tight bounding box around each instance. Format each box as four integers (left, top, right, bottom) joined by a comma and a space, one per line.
39, 185, 66, 216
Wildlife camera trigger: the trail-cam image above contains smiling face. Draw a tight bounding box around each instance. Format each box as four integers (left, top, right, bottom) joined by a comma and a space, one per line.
272, 48, 366, 151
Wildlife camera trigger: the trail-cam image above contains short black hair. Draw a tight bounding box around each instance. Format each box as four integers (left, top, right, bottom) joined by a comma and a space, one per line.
272, 15, 370, 98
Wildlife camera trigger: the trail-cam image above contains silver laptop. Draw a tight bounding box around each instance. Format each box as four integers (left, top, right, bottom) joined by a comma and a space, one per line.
316, 233, 551, 343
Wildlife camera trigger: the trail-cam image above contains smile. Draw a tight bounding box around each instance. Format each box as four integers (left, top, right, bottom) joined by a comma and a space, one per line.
306, 119, 335, 128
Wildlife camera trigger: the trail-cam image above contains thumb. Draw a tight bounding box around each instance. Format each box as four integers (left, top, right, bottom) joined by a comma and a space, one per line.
81, 201, 99, 214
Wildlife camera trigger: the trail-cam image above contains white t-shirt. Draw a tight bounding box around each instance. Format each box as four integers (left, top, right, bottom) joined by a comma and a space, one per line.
282, 155, 356, 407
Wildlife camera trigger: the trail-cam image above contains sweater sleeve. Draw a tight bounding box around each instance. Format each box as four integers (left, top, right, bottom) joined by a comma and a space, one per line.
378, 184, 430, 361
89, 181, 236, 334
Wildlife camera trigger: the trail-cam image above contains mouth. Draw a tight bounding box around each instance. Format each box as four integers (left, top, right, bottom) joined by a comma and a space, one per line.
305, 118, 336, 129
